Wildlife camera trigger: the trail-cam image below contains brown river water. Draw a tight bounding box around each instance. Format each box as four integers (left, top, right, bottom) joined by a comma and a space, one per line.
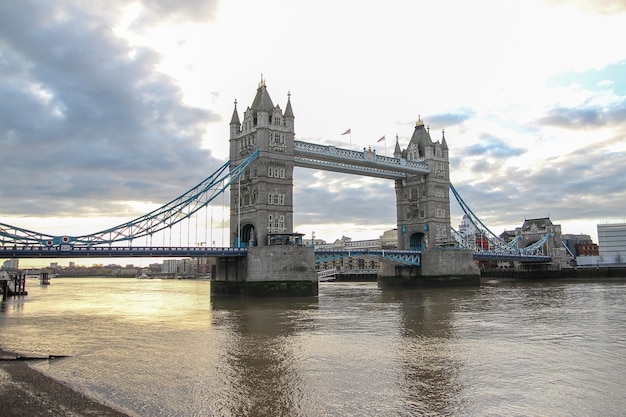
1, 277, 625, 416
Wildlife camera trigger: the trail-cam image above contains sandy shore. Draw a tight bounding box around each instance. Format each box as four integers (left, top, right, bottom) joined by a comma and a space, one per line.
0, 349, 130, 417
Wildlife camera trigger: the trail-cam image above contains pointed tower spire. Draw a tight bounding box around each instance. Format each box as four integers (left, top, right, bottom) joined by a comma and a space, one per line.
394, 133, 402, 158
284, 91, 295, 131
230, 99, 240, 124
284, 91, 294, 119
230, 99, 240, 138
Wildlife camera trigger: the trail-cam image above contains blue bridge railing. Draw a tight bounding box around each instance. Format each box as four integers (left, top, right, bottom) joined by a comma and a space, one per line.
0, 245, 550, 264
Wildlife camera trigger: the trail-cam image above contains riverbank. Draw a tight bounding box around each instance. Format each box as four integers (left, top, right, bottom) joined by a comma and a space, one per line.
0, 349, 130, 417
481, 266, 626, 280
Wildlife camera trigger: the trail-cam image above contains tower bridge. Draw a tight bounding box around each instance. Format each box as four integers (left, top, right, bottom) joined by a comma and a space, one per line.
221, 78, 476, 295
1, 79, 557, 296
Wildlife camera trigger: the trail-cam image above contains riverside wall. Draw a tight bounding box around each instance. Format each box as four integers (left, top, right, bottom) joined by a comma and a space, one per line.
481, 266, 626, 280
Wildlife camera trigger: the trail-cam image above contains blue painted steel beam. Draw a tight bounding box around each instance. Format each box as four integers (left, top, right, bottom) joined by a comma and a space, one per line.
1, 245, 550, 263
294, 156, 409, 179
450, 184, 553, 257
0, 246, 248, 258
314, 248, 422, 266
473, 252, 552, 262
314, 247, 551, 265
294, 140, 429, 179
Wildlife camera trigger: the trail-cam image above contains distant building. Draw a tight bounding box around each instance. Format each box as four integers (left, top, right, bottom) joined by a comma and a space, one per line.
577, 243, 599, 256
496, 217, 572, 269
562, 234, 599, 257
457, 214, 489, 251
304, 238, 329, 248
148, 263, 162, 272
163, 259, 181, 274
1, 259, 19, 270
379, 229, 398, 249
516, 218, 570, 266
597, 223, 626, 265
330, 235, 379, 249
499, 230, 517, 243
458, 214, 477, 238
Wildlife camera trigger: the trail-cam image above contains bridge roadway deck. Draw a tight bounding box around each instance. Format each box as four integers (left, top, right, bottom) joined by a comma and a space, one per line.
0, 246, 248, 258
0, 246, 551, 263
473, 252, 552, 262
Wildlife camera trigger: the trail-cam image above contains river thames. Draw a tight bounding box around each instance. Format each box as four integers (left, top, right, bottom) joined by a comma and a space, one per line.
1, 277, 625, 416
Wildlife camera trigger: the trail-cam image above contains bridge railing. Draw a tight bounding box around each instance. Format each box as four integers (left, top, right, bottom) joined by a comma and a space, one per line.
0, 245, 249, 258
294, 140, 429, 171
314, 248, 422, 266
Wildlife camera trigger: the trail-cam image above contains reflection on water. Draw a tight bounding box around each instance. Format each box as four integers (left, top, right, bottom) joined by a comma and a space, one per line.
1, 278, 626, 416
383, 289, 469, 416
209, 297, 317, 416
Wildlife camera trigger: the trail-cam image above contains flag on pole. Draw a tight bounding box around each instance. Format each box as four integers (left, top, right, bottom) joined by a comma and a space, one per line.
377, 135, 385, 143
341, 128, 351, 135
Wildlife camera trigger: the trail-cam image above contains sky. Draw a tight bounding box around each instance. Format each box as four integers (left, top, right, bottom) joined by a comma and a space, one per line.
1, 0, 626, 266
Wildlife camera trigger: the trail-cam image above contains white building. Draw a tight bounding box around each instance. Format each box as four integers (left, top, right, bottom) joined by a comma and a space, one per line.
2, 259, 19, 270
163, 259, 182, 274
458, 214, 477, 238
598, 223, 626, 265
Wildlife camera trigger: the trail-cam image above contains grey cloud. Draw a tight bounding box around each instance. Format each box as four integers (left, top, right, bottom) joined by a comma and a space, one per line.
539, 106, 605, 128
293, 169, 396, 228
452, 134, 626, 231
539, 99, 626, 129
0, 1, 223, 218
461, 136, 527, 158
132, 0, 220, 28
426, 110, 474, 129
398, 110, 474, 131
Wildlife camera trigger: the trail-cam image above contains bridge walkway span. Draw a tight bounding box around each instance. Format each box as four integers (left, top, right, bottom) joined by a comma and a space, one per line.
0, 245, 551, 264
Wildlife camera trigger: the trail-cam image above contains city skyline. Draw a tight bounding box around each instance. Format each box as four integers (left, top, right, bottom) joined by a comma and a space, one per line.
1, 0, 626, 262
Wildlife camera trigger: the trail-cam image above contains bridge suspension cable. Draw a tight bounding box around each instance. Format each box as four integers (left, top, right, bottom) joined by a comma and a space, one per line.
0, 149, 259, 247
450, 183, 551, 256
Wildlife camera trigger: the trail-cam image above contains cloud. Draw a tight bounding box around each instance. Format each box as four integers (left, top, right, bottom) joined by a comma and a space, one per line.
131, 0, 220, 28
293, 169, 397, 236
460, 136, 527, 158
539, 106, 606, 128
425, 110, 474, 129
538, 99, 626, 129
450, 133, 626, 232
547, 0, 626, 15
0, 1, 223, 218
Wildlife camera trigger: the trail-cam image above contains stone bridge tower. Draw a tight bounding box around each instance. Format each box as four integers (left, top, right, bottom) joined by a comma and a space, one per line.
228, 78, 296, 247
218, 79, 317, 296
394, 119, 452, 250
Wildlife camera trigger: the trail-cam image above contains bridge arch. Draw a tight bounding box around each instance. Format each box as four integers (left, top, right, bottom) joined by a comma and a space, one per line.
409, 232, 426, 251
239, 223, 257, 247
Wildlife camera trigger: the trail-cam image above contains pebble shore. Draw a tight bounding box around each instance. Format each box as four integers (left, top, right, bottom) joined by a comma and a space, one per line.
0, 349, 130, 417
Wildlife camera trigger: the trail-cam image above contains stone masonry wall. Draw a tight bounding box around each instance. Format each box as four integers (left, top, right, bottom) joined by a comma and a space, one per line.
420, 248, 480, 277
246, 245, 317, 282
